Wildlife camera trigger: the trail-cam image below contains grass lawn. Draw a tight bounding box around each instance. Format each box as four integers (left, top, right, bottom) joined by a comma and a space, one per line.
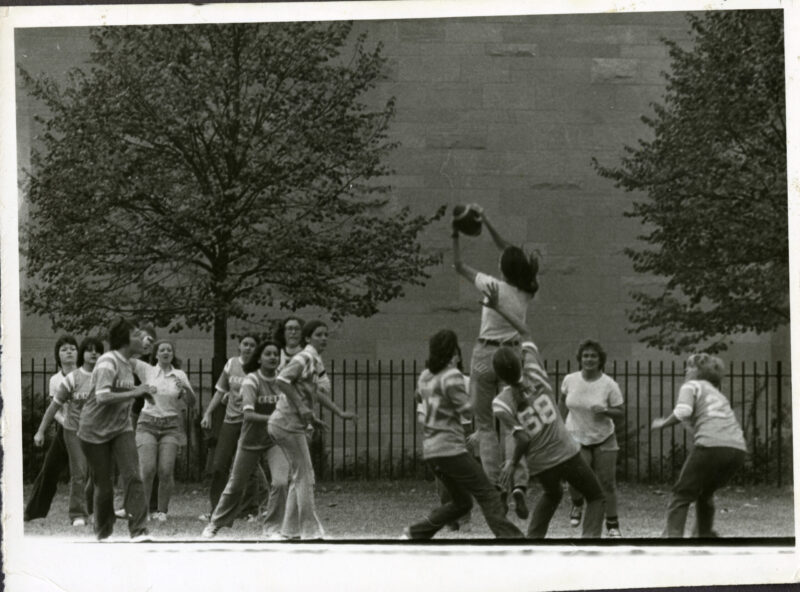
22, 479, 794, 541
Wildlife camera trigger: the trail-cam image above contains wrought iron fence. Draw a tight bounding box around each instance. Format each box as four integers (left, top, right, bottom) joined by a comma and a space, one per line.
21, 358, 792, 485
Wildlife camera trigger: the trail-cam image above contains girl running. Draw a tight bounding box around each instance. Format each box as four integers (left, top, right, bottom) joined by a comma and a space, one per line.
269, 320, 357, 540
561, 339, 624, 537
202, 340, 290, 539
652, 353, 747, 538
452, 204, 539, 518
77, 317, 155, 541
25, 334, 78, 523
484, 284, 605, 538
200, 334, 268, 521
404, 329, 523, 540
136, 339, 196, 522
32, 336, 102, 526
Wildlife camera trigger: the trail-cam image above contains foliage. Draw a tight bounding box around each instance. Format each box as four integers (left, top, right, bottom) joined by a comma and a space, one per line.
20, 22, 444, 360
593, 10, 787, 353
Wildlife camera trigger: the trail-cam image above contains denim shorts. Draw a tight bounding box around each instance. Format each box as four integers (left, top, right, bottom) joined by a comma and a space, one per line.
136, 413, 187, 447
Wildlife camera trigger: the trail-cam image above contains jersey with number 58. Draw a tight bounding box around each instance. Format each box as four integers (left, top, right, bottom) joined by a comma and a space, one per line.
674, 380, 747, 451
492, 342, 580, 476
416, 367, 471, 460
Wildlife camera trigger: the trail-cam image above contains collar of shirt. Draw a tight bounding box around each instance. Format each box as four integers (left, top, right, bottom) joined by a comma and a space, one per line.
155, 364, 177, 378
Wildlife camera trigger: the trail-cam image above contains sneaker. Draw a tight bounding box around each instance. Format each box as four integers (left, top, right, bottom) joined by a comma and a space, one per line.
153, 512, 168, 523
607, 527, 622, 538
198, 512, 211, 522
72, 518, 87, 527
245, 513, 258, 523
511, 488, 529, 520
114, 508, 128, 519
446, 521, 460, 532
201, 524, 219, 539
569, 504, 582, 527
131, 533, 153, 543
398, 528, 411, 540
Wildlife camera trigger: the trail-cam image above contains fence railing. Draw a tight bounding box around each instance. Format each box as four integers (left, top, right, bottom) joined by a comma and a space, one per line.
21, 358, 792, 486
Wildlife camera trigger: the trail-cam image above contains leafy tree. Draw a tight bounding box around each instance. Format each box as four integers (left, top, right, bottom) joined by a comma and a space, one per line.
21, 22, 443, 365
593, 10, 786, 353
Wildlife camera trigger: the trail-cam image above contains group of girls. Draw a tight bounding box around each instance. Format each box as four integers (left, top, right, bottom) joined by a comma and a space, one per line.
200, 318, 357, 540
28, 319, 195, 540
405, 204, 747, 539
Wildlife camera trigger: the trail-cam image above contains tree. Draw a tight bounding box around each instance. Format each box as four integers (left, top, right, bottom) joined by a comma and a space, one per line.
21, 22, 444, 365
593, 10, 786, 354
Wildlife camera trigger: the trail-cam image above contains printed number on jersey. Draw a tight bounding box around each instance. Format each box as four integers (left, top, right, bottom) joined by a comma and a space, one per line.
516, 394, 558, 436
422, 395, 441, 427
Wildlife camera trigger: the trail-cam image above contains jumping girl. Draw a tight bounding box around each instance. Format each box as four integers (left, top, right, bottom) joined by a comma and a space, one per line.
452, 204, 539, 518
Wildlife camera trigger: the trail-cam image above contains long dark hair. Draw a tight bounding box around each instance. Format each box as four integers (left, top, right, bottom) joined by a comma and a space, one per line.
426, 329, 462, 375
53, 334, 78, 369
243, 339, 281, 374
273, 316, 305, 351
108, 316, 139, 350
492, 346, 528, 409
301, 320, 328, 345
148, 339, 182, 369
500, 246, 539, 296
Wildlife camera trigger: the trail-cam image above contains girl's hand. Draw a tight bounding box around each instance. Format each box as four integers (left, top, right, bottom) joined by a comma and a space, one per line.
200, 414, 212, 430
33, 431, 45, 448
311, 416, 330, 432
468, 203, 484, 221
481, 282, 500, 309
498, 460, 514, 493
340, 410, 358, 423
651, 418, 667, 430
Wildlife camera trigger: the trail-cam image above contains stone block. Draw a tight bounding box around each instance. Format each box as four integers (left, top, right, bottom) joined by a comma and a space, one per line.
426, 131, 487, 151
483, 83, 537, 110
485, 43, 539, 57
397, 20, 446, 43
445, 20, 504, 43
591, 58, 639, 84
397, 56, 461, 82
425, 84, 484, 110
460, 58, 511, 83
621, 45, 670, 59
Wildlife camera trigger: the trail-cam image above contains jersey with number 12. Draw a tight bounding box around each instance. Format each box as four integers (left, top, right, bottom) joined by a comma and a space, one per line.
416, 367, 471, 460
492, 342, 580, 476
675, 380, 747, 451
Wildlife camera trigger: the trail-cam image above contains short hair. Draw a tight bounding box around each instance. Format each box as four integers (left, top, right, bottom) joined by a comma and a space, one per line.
500, 246, 539, 296
149, 339, 182, 369
238, 333, 260, 345
426, 329, 462, 375
108, 316, 138, 350
140, 323, 157, 341
686, 353, 725, 388
576, 339, 607, 371
53, 334, 78, 369
77, 336, 105, 367
273, 316, 305, 350
492, 346, 523, 386
243, 339, 281, 374
301, 320, 328, 344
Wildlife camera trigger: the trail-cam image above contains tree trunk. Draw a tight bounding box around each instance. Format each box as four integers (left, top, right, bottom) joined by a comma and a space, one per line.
212, 311, 228, 382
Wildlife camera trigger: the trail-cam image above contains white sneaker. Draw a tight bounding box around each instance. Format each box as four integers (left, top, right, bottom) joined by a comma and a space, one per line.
198, 513, 211, 522
607, 527, 622, 538
201, 524, 219, 539
153, 512, 168, 523
131, 533, 153, 543
398, 528, 411, 540
114, 508, 128, 519
72, 518, 87, 527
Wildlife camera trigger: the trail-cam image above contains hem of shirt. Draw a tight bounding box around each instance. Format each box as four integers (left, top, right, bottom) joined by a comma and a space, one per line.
422, 449, 469, 460
76, 427, 133, 444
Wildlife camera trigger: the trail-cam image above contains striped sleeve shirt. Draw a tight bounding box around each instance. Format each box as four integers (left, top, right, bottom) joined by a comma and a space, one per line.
674, 380, 747, 451
418, 367, 471, 459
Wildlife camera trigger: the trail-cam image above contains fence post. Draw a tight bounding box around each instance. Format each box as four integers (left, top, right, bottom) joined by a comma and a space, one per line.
777, 361, 783, 487
389, 360, 394, 480
366, 359, 370, 480
401, 360, 406, 479
377, 360, 382, 480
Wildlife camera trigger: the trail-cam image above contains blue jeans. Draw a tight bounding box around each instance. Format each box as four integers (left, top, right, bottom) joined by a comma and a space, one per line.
209, 421, 267, 516
210, 444, 289, 535
408, 453, 523, 539
62, 428, 91, 521
24, 423, 68, 521
529, 452, 605, 538
665, 446, 745, 538
80, 431, 148, 540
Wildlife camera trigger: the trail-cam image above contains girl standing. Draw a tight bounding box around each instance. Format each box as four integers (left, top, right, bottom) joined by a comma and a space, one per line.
452, 205, 539, 518
25, 335, 79, 522
136, 339, 196, 522
202, 340, 289, 538
652, 353, 747, 538
403, 330, 523, 540
78, 317, 155, 541
561, 340, 625, 537
33, 336, 103, 526
269, 320, 357, 540
200, 334, 268, 520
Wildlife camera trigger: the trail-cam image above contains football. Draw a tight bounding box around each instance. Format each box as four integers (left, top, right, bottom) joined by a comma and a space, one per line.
452, 204, 483, 236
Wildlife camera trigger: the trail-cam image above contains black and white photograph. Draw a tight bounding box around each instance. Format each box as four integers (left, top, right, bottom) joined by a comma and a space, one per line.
1, 1, 798, 590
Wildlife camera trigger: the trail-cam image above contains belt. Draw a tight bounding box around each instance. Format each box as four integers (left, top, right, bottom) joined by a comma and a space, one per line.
478, 338, 520, 347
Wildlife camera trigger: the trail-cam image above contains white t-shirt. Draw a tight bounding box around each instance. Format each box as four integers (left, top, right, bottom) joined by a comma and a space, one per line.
561, 372, 624, 446
49, 372, 69, 426
474, 272, 532, 342
139, 364, 192, 418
